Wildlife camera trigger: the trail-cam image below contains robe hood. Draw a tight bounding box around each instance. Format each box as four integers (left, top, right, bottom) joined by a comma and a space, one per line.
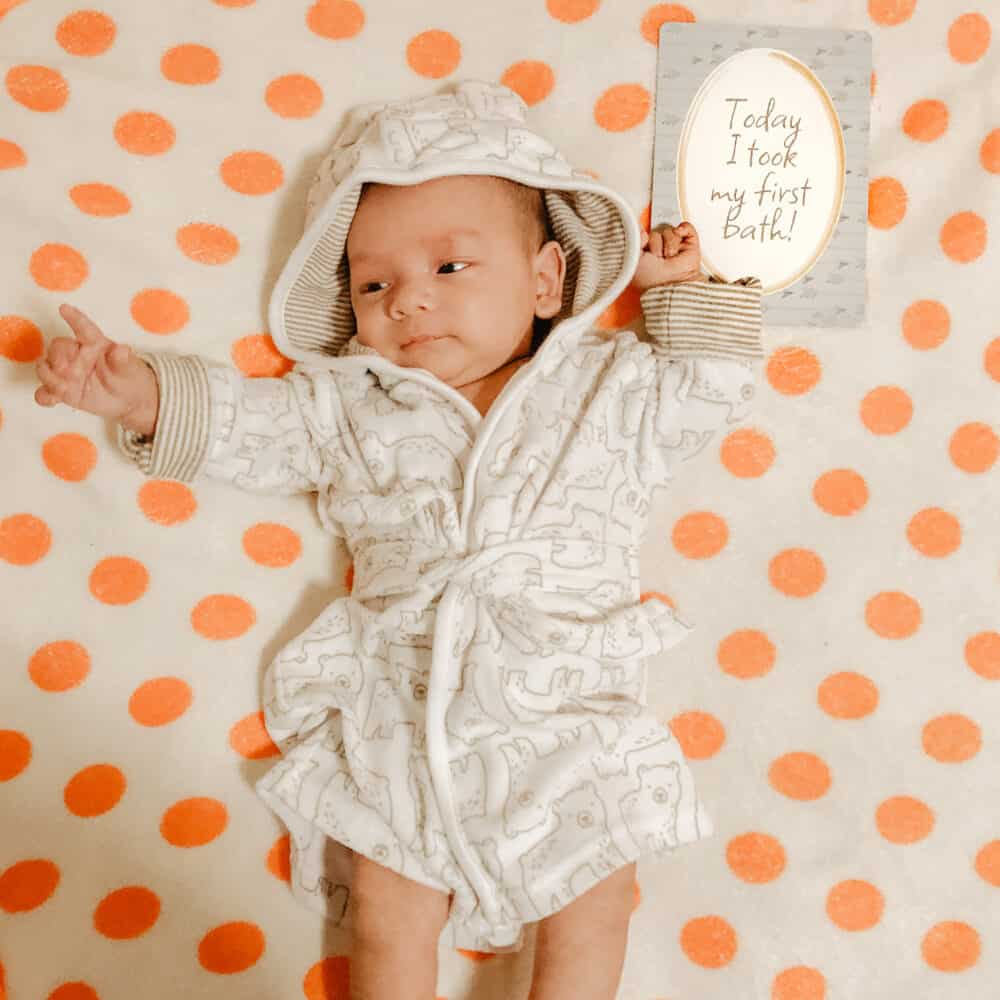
266, 78, 642, 373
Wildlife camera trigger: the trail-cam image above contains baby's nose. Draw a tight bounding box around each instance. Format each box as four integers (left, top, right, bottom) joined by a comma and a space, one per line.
388, 278, 434, 318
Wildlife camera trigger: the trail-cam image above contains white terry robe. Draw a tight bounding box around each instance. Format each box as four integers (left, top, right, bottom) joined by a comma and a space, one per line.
117, 79, 764, 953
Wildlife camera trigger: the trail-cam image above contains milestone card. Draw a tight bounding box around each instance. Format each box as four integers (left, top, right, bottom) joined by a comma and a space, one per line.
651, 21, 872, 327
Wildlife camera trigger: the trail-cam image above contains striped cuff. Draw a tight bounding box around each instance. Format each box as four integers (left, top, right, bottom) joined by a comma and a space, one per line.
640, 275, 764, 360
115, 351, 213, 482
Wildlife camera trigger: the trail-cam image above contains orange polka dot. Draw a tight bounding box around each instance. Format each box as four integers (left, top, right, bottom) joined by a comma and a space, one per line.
30, 243, 89, 292
0, 0, 29, 21
871, 71, 877, 96
826, 880, 883, 931
0, 858, 59, 912
865, 591, 922, 639
901, 299, 949, 349
812, 469, 868, 516
265, 74, 323, 118
546, 0, 600, 23
303, 955, 351, 1000
243, 523, 302, 568
89, 556, 148, 605
199, 921, 265, 973
220, 151, 284, 195
64, 764, 126, 818
230, 711, 280, 760
947, 13, 991, 64
940, 211, 987, 262
922, 713, 981, 762
922, 921, 981, 971
306, 0, 364, 40
868, 176, 907, 228
93, 886, 160, 939
902, 99, 948, 142
875, 795, 934, 843
817, 671, 879, 720
114, 111, 175, 156
500, 61, 555, 106
721, 428, 774, 478
772, 966, 827, 1000
766, 346, 821, 395
0, 730, 31, 781
232, 333, 294, 377
176, 223, 239, 265
769, 752, 831, 800
680, 915, 737, 968
594, 84, 651, 132
668, 711, 724, 759
640, 590, 676, 610
965, 631, 1000, 680
0, 314, 43, 361
131, 289, 190, 334
406, 29, 461, 79
981, 129, 1000, 172
267, 835, 291, 882
42, 432, 97, 482
974, 840, 1000, 886
161, 797, 228, 847
161, 44, 220, 85
70, 182, 131, 217
949, 422, 998, 473
985, 337, 1000, 382
6, 64, 69, 111
47, 982, 99, 1000
0, 138, 27, 168
726, 832, 786, 883
596, 283, 641, 329
672, 511, 728, 559
191, 594, 256, 639
137, 480, 197, 526
129, 677, 193, 727
28, 640, 90, 692
717, 629, 775, 680
769, 548, 825, 598
868, 0, 915, 27
640, 4, 696, 45
56, 10, 116, 56
906, 507, 961, 557
860, 386, 912, 435
0, 513, 51, 565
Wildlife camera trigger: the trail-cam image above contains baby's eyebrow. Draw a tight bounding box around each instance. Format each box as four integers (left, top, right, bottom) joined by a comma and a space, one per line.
350, 230, 483, 267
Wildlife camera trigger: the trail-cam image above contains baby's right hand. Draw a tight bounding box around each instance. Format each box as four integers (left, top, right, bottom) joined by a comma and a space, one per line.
34, 304, 159, 433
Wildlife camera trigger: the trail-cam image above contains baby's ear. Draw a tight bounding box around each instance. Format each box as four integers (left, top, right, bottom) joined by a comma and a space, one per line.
534, 240, 566, 320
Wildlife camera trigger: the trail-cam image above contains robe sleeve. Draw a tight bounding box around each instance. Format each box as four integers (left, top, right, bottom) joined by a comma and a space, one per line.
633, 275, 764, 493
116, 350, 346, 495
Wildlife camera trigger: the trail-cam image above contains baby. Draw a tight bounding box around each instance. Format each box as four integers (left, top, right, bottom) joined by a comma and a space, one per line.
34, 81, 762, 1000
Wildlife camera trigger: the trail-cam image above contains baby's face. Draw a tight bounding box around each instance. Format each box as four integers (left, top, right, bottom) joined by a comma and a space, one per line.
345, 175, 564, 392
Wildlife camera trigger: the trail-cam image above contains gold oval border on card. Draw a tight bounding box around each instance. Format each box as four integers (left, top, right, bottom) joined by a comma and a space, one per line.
676, 47, 846, 294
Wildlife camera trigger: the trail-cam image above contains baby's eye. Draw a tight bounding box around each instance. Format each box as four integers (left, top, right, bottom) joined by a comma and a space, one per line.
358, 262, 468, 295
438, 261, 469, 274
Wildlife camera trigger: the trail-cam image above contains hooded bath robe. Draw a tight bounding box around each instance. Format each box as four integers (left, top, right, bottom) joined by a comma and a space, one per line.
117, 79, 764, 953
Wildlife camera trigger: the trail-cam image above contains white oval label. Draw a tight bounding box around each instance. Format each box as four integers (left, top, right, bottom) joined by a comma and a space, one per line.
676, 47, 845, 294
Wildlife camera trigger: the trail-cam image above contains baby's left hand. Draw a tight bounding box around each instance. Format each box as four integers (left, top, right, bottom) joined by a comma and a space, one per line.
632, 222, 703, 293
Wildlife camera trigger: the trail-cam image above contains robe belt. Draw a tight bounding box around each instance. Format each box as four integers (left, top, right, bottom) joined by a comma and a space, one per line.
353, 537, 690, 933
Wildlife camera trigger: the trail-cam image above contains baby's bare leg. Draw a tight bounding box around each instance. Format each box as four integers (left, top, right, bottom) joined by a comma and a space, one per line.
527, 861, 637, 1000
348, 851, 452, 1000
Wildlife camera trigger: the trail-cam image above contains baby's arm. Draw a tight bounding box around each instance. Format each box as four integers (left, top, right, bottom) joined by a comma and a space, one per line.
35, 304, 340, 495
629, 222, 763, 491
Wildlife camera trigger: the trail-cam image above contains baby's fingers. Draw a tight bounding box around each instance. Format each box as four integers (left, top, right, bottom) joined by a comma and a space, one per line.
59, 303, 110, 349
35, 357, 70, 400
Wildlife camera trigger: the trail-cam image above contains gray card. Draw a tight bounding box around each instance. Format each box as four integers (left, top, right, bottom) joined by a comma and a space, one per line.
651, 21, 872, 327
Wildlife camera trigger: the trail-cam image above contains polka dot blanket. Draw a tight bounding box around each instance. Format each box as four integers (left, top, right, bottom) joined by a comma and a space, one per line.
1, 1, 997, 998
